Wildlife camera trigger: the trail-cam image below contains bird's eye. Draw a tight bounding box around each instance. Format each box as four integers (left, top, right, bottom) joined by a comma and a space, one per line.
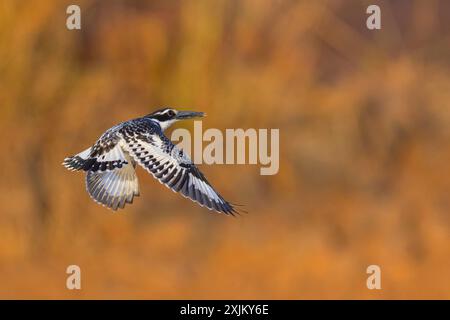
167, 110, 175, 117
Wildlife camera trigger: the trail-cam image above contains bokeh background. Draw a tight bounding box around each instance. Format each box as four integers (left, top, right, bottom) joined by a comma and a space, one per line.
0, 0, 449, 299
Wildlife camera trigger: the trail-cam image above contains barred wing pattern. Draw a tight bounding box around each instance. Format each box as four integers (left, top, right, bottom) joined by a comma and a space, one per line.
85, 160, 140, 210
121, 132, 237, 215
63, 139, 140, 210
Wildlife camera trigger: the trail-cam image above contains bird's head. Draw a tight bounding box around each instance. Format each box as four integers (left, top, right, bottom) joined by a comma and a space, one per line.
146, 108, 205, 131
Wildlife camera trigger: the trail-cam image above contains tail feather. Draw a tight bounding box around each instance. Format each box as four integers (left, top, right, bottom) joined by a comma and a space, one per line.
62, 147, 92, 171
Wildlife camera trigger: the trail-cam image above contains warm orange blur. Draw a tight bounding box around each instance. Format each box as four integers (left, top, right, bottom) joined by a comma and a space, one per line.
0, 0, 449, 299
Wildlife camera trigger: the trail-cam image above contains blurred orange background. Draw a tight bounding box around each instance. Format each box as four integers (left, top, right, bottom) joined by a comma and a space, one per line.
0, 0, 449, 299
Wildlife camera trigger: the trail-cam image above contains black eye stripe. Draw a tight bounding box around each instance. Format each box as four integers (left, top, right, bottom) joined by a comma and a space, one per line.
147, 108, 176, 121
153, 113, 172, 121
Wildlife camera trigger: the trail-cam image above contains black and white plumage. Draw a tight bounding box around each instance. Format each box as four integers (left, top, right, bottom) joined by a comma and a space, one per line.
63, 108, 238, 215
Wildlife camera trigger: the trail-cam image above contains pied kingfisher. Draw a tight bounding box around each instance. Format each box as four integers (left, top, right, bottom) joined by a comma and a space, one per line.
63, 108, 238, 215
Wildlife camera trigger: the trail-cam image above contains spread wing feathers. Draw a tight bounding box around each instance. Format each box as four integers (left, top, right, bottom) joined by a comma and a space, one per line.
63, 143, 129, 172
122, 135, 237, 215
85, 160, 140, 211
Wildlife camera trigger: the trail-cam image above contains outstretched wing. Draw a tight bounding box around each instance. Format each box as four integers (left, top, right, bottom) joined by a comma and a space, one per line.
85, 158, 140, 211
63, 134, 140, 211
121, 132, 237, 215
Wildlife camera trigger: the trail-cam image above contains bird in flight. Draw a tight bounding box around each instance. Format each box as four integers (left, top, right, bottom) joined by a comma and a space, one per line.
63, 108, 238, 215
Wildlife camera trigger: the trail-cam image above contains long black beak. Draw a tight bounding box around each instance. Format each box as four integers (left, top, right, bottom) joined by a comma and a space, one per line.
176, 111, 205, 119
